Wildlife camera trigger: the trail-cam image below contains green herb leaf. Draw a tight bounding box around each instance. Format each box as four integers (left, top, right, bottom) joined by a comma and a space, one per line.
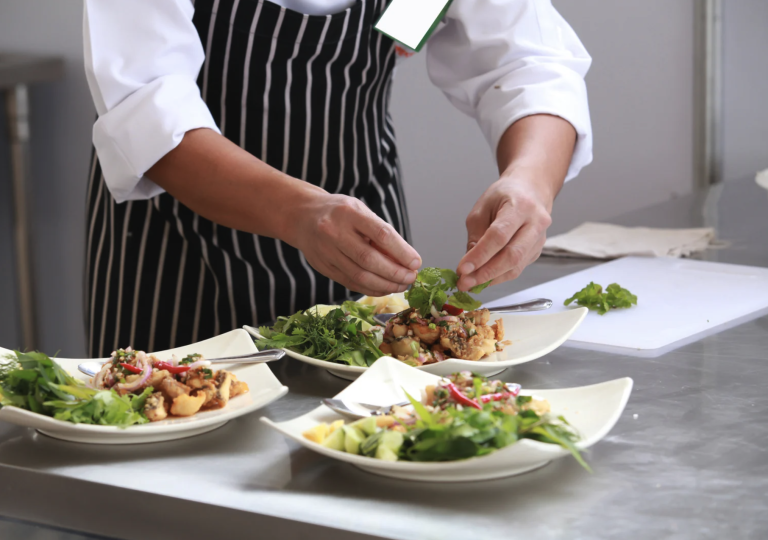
255, 304, 385, 366
1, 351, 150, 428
469, 280, 492, 294
405, 267, 488, 316
447, 291, 482, 311
564, 282, 637, 315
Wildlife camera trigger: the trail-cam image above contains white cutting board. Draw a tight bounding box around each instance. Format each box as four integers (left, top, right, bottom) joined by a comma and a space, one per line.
484, 257, 768, 357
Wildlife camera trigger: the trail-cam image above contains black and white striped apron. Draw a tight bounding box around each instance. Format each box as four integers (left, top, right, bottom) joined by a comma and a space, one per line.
85, 0, 410, 357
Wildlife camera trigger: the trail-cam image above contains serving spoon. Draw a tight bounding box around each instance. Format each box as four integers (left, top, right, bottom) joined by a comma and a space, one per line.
372, 298, 553, 326
321, 398, 411, 420
77, 349, 286, 378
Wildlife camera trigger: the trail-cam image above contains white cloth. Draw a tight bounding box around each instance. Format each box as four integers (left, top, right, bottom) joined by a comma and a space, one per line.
542, 222, 718, 259
83, 0, 593, 203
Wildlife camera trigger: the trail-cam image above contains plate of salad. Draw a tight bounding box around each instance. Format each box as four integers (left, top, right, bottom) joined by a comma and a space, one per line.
249, 268, 588, 380
0, 330, 287, 444
261, 357, 633, 482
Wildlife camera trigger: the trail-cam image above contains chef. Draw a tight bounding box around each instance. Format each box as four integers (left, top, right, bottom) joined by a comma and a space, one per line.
82, 0, 592, 357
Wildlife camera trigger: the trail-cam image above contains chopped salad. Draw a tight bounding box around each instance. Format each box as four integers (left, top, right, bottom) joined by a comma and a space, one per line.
0, 348, 249, 428
304, 372, 589, 469
93, 348, 249, 421
256, 267, 511, 366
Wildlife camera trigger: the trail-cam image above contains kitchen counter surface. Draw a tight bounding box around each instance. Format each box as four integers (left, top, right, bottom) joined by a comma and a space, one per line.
1, 177, 767, 540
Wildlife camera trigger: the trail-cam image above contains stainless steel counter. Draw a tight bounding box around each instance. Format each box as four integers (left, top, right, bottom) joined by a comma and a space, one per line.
1, 177, 767, 540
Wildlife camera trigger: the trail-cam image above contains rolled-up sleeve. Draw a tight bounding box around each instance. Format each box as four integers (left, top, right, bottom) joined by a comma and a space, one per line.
426, 0, 593, 181
83, 0, 220, 203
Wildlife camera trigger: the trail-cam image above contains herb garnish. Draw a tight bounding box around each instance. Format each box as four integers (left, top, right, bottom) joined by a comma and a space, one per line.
255, 301, 384, 367
564, 282, 637, 315
404, 267, 491, 317
0, 351, 150, 427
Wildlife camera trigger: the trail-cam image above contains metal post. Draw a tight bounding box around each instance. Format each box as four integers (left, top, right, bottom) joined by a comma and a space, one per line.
693, 0, 724, 187
5, 84, 37, 351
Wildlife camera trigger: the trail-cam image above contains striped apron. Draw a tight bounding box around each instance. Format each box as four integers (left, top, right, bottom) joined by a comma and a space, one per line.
85, 0, 410, 358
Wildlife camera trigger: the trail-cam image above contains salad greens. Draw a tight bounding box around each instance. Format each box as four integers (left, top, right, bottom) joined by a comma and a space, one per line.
0, 351, 150, 428
405, 267, 491, 317
401, 390, 588, 470
564, 282, 637, 315
256, 301, 385, 367
306, 372, 590, 471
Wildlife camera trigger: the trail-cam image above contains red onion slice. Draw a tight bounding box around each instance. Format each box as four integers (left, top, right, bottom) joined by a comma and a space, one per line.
185, 359, 212, 370
92, 362, 111, 389
116, 351, 152, 394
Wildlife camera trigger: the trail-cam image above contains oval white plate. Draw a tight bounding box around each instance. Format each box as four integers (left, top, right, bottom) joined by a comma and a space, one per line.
261, 357, 633, 482
245, 305, 587, 380
0, 330, 288, 444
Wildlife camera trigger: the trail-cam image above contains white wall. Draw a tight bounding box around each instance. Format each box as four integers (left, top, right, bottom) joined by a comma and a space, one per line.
0, 0, 93, 355
722, 0, 768, 182
391, 0, 697, 271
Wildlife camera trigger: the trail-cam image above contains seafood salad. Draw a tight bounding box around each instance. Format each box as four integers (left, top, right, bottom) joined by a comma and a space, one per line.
379, 307, 510, 365
92, 348, 249, 421
304, 371, 588, 468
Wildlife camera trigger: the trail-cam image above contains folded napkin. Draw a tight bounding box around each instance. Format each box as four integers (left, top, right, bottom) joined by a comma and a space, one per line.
542, 222, 717, 259
757, 168, 768, 190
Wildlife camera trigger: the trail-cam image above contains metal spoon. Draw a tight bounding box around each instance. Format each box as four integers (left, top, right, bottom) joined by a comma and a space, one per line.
77, 349, 286, 378
323, 382, 522, 419
321, 398, 411, 420
372, 298, 553, 325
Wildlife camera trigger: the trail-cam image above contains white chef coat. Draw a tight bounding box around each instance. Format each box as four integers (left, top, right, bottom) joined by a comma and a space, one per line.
83, 0, 593, 204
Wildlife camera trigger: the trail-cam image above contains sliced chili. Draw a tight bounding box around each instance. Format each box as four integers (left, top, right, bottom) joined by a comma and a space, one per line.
119, 362, 143, 374
446, 382, 481, 410
441, 304, 464, 316
153, 361, 191, 374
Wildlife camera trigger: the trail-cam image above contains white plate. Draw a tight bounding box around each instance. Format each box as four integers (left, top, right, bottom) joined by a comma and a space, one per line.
261, 357, 632, 482
245, 304, 587, 380
0, 330, 288, 444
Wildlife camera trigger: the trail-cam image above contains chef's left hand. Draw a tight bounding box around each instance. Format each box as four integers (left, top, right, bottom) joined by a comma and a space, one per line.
456, 172, 554, 291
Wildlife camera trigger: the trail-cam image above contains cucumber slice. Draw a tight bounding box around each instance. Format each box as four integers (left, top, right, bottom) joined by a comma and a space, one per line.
321, 426, 346, 451
375, 445, 399, 462
380, 430, 404, 452
343, 425, 365, 455
350, 416, 378, 436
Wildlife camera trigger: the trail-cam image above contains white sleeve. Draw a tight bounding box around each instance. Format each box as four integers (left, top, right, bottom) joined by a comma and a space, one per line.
83, 0, 221, 203
426, 0, 593, 182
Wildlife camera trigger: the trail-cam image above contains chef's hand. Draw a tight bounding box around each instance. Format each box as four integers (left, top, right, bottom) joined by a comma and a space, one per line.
456, 174, 553, 290
456, 115, 575, 291
290, 193, 422, 297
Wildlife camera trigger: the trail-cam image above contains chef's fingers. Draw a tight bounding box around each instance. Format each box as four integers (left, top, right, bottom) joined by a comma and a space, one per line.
489, 234, 547, 286
457, 203, 524, 290
459, 224, 542, 289
354, 207, 422, 271
337, 232, 417, 286
462, 200, 492, 254
329, 250, 411, 297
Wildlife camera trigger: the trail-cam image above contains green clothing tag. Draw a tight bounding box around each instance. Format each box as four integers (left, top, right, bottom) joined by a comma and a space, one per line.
374, 0, 454, 52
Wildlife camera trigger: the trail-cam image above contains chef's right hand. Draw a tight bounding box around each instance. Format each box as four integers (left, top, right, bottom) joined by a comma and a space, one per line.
289, 194, 421, 297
